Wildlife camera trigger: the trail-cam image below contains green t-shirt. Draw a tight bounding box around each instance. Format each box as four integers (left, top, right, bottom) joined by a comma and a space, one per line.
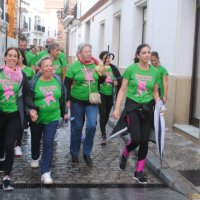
66, 61, 99, 101
152, 65, 168, 98
123, 63, 159, 103
99, 66, 114, 95
25, 51, 36, 67
36, 50, 67, 67
0, 72, 20, 112
52, 57, 66, 77
34, 78, 61, 124
22, 65, 35, 80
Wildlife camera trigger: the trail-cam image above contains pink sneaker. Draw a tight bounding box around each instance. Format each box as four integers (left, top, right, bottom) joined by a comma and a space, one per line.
100, 137, 106, 145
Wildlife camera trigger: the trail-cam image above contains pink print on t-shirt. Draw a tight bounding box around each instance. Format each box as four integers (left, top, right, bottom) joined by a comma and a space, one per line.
137, 80, 148, 95
3, 85, 14, 100
105, 76, 112, 84
44, 91, 56, 105
85, 70, 94, 84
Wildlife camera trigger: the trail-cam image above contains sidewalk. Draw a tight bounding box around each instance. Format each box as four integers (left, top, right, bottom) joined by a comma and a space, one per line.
108, 115, 200, 198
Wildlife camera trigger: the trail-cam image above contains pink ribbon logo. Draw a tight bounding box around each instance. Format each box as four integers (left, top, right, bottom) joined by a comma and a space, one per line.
3, 85, 14, 100
85, 71, 94, 84
105, 76, 112, 83
44, 91, 56, 105
137, 80, 148, 95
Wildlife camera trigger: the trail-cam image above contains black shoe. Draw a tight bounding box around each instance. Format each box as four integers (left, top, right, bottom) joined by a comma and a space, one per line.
83, 155, 93, 166
133, 171, 148, 184
71, 156, 79, 163
119, 155, 128, 170
2, 178, 14, 191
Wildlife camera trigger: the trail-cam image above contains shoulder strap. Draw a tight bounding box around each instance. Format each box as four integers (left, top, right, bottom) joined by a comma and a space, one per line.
83, 65, 91, 93
59, 57, 63, 66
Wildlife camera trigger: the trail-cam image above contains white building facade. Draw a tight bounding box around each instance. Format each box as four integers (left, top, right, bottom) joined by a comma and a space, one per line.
64, 0, 200, 138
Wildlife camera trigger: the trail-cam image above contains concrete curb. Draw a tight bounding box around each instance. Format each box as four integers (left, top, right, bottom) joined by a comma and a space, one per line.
108, 119, 199, 196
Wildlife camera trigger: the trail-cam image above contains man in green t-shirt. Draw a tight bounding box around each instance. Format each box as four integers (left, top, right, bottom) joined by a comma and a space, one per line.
18, 37, 36, 70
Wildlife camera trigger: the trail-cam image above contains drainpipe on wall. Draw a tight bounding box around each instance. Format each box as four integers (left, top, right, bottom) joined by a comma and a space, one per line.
18, 0, 21, 44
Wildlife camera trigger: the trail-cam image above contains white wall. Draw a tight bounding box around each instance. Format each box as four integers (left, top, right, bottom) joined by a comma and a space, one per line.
80, 0, 99, 16
68, 0, 196, 75
147, 0, 196, 76
80, 0, 135, 66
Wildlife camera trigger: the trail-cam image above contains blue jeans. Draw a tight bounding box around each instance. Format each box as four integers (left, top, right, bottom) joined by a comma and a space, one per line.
70, 101, 99, 156
30, 120, 58, 175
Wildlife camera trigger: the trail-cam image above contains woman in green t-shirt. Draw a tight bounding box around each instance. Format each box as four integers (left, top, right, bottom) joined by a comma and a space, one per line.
29, 56, 67, 184
113, 44, 160, 184
151, 51, 168, 103
14, 49, 35, 157
48, 43, 67, 81
18, 49, 35, 80
98, 51, 122, 145
65, 42, 105, 167
0, 47, 37, 191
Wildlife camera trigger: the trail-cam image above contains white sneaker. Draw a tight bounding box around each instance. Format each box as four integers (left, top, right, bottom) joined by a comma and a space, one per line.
30, 159, 39, 168
15, 146, 22, 157
41, 172, 53, 184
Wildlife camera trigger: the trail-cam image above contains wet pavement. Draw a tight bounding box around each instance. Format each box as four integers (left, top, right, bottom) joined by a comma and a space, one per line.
0, 121, 191, 199
0, 123, 162, 185
0, 188, 187, 200
109, 114, 200, 199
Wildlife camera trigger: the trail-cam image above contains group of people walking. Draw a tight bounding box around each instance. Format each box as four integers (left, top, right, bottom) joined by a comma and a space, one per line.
0, 39, 168, 190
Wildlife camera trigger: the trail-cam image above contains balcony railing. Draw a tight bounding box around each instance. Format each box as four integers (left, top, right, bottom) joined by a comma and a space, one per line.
62, 0, 75, 19
62, 1, 77, 27
34, 25, 45, 33
21, 22, 28, 30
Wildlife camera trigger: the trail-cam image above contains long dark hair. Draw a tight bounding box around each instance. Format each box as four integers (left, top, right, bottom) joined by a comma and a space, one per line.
18, 48, 28, 66
151, 51, 159, 59
134, 44, 151, 63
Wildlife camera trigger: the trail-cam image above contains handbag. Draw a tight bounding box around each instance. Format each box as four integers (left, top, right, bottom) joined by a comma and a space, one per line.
89, 92, 101, 104
84, 65, 101, 104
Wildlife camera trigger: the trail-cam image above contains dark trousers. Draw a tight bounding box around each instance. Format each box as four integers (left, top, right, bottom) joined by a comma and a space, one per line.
0, 111, 21, 175
16, 117, 28, 147
126, 108, 153, 161
99, 94, 113, 137
30, 121, 58, 174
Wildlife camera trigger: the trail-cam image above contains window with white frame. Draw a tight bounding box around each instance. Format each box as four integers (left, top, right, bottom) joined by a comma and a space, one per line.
85, 20, 91, 42
99, 21, 105, 54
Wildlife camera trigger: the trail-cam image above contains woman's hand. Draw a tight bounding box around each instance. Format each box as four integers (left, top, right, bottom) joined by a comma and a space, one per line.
66, 100, 71, 108
112, 107, 120, 119
156, 99, 166, 116
113, 80, 118, 87
162, 95, 167, 103
63, 114, 68, 121
29, 109, 38, 122
95, 64, 106, 76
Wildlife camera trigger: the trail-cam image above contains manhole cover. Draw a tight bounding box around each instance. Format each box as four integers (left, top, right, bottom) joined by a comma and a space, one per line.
178, 170, 200, 186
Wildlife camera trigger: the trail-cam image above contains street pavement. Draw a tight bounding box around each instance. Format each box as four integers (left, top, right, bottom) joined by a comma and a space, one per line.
0, 123, 162, 185
0, 121, 188, 199
0, 188, 187, 200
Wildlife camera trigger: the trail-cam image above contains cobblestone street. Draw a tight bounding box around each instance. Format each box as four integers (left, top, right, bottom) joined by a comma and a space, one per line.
0, 122, 163, 185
